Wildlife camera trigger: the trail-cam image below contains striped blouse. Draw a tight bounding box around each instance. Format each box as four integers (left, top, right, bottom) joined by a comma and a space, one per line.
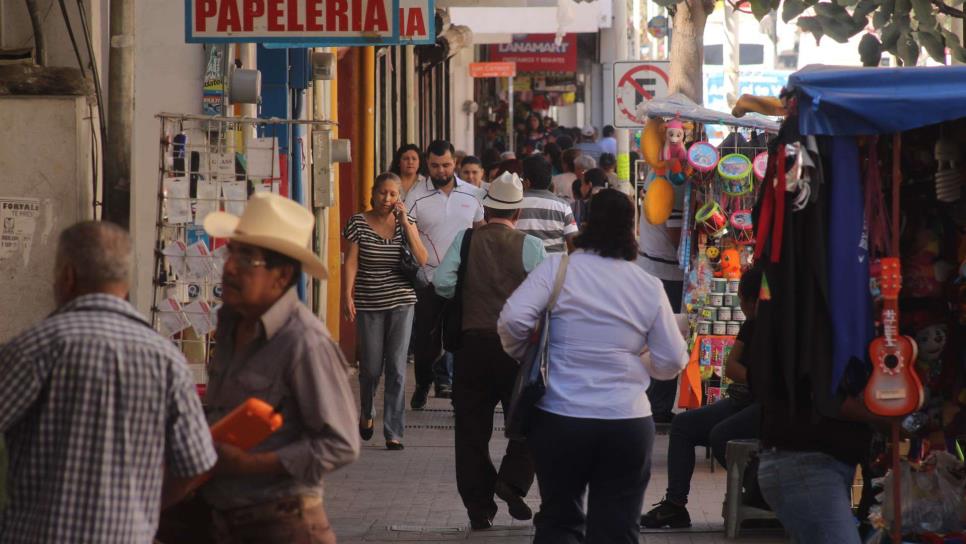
343, 213, 418, 311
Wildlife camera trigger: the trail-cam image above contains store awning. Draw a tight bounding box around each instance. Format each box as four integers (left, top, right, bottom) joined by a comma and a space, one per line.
787, 64, 966, 136
637, 93, 781, 133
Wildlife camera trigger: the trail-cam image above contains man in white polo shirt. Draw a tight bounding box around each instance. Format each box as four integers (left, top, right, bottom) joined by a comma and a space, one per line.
405, 140, 484, 408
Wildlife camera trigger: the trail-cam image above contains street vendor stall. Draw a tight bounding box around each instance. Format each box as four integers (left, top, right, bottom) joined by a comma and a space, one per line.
633, 93, 780, 408
748, 64, 966, 543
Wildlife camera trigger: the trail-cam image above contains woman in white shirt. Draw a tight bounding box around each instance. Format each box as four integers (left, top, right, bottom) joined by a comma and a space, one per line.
498, 189, 689, 544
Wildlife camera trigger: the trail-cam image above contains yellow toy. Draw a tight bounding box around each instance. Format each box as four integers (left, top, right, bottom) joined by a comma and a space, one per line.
644, 176, 674, 225
642, 118, 667, 173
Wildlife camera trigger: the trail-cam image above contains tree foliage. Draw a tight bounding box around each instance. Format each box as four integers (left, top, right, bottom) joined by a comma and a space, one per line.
654, 0, 966, 66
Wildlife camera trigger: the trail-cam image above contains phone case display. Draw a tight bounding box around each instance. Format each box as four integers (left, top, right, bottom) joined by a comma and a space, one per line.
151, 113, 331, 388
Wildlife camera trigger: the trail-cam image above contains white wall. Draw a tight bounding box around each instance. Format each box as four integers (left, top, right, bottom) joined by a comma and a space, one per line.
0, 97, 92, 340
129, 2, 206, 315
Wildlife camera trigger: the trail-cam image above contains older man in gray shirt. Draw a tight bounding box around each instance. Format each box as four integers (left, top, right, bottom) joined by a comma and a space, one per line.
198, 193, 360, 544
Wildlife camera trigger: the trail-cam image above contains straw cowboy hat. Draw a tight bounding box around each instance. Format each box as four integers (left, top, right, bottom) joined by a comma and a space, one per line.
203, 192, 327, 279
483, 171, 525, 211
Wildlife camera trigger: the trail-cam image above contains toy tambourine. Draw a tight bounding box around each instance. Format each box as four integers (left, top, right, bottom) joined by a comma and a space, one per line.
717, 153, 754, 196
753, 152, 768, 181
687, 141, 719, 173
696, 201, 729, 238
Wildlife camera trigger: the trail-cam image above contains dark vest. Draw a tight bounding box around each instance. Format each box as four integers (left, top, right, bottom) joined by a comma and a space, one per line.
462, 223, 528, 332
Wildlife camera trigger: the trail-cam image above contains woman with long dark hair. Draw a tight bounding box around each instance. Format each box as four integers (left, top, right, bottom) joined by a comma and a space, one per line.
498, 189, 689, 543
389, 143, 426, 200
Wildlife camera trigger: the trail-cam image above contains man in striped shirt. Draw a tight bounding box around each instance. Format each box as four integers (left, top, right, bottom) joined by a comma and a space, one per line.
517, 155, 579, 253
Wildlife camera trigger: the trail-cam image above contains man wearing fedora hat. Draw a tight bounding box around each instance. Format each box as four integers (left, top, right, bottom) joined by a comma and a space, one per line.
198, 193, 360, 544
434, 172, 547, 530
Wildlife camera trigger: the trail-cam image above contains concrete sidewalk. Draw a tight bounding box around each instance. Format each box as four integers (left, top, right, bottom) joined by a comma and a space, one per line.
325, 366, 786, 543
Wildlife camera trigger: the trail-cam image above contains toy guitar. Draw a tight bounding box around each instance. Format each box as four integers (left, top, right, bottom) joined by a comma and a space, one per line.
864, 257, 925, 416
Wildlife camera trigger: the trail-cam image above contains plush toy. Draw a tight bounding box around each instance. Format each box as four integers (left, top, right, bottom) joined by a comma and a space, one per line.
662, 117, 687, 162
720, 248, 742, 279
644, 176, 674, 225
915, 323, 948, 386
706, 244, 722, 277
642, 118, 667, 172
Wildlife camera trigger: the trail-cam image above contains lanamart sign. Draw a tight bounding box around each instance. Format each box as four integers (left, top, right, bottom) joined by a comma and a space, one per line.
488, 34, 577, 73
185, 0, 401, 44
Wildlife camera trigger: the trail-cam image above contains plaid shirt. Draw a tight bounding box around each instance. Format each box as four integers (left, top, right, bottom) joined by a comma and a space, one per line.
0, 294, 217, 543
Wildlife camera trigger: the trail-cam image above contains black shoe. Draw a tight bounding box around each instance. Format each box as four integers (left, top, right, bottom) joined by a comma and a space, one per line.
359, 419, 374, 441
495, 481, 533, 521
435, 384, 452, 399
386, 440, 404, 451
641, 498, 691, 529
411, 384, 430, 410
469, 515, 493, 530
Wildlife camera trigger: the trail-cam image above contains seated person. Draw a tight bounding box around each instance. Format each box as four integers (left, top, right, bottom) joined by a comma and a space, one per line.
641, 267, 763, 529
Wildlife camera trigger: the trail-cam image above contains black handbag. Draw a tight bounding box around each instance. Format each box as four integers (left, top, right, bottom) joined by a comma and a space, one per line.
505, 252, 570, 441
441, 228, 473, 352
399, 220, 429, 289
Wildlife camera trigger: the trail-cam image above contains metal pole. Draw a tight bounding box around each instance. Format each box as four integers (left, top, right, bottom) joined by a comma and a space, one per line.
24, 0, 47, 65
508, 75, 514, 153
103, 0, 134, 228
615, 0, 631, 185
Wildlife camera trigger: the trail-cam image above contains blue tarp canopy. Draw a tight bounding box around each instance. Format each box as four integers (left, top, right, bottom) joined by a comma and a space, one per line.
787, 64, 966, 136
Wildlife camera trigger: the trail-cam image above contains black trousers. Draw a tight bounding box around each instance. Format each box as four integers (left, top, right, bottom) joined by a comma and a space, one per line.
453, 332, 535, 519
528, 409, 655, 544
413, 285, 447, 389
647, 278, 684, 419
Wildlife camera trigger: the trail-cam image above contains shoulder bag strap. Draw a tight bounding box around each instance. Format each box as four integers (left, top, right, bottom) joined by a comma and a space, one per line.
546, 252, 570, 314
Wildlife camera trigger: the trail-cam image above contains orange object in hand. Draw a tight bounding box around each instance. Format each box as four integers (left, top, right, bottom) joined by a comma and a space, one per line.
211, 397, 284, 450
188, 398, 283, 489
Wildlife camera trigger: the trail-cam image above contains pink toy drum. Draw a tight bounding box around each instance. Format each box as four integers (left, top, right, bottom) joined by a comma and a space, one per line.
696, 201, 728, 238
687, 141, 719, 173
753, 152, 769, 181
730, 209, 754, 242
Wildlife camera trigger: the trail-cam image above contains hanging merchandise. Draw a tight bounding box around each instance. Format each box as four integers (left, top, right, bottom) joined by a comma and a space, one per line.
718, 153, 754, 196
696, 201, 728, 238
643, 176, 674, 225
687, 141, 719, 174
753, 151, 769, 181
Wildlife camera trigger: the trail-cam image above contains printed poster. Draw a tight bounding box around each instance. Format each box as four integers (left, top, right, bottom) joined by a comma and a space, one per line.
0, 197, 41, 266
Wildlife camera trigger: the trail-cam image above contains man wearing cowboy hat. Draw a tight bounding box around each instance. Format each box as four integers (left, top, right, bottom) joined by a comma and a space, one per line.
199, 193, 360, 544
434, 172, 547, 530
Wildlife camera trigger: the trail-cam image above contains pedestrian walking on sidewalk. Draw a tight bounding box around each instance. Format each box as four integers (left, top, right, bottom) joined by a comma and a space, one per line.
198, 193, 360, 544
390, 143, 427, 201
405, 140, 485, 408
343, 173, 428, 450
0, 221, 216, 543
435, 172, 547, 530
499, 189, 689, 544
517, 155, 578, 254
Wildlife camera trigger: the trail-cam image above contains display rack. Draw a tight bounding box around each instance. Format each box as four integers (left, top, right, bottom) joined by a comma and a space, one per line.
151, 113, 333, 387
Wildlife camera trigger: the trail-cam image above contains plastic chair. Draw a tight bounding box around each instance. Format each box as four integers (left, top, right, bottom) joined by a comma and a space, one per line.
723, 439, 778, 539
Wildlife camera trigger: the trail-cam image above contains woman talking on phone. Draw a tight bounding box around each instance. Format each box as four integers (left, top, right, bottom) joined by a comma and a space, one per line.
343, 172, 428, 450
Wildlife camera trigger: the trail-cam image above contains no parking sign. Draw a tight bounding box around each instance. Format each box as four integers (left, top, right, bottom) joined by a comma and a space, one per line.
614, 61, 670, 128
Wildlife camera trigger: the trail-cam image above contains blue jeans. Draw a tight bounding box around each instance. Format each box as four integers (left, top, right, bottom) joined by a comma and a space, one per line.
758, 449, 860, 544
666, 400, 760, 504
357, 305, 415, 441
